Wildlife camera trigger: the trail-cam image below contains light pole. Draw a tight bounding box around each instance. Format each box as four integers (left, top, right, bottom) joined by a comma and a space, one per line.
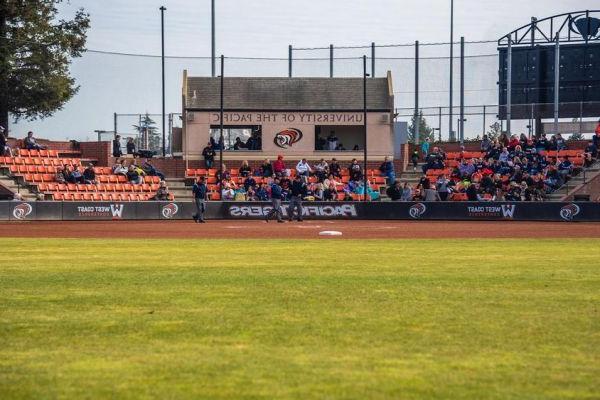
449, 0, 454, 141
160, 6, 166, 157
363, 55, 369, 202
211, 0, 216, 77
219, 54, 224, 183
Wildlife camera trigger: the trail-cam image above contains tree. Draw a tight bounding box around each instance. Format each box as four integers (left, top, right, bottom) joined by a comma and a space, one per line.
133, 114, 160, 152
408, 111, 435, 143
486, 122, 503, 140
0, 1, 90, 133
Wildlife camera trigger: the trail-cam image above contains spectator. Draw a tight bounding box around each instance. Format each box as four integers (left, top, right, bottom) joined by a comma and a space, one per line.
386, 180, 402, 201
112, 159, 128, 175
296, 158, 312, 180
202, 142, 215, 168
82, 164, 96, 184
221, 181, 235, 200
233, 137, 246, 150
424, 186, 441, 202
192, 177, 207, 223
593, 119, 600, 148
421, 138, 430, 158
239, 160, 252, 177
400, 182, 413, 201
255, 183, 269, 201
585, 140, 598, 159
557, 156, 573, 181
436, 174, 450, 201
152, 181, 170, 201
243, 175, 256, 192
480, 134, 492, 152
0, 126, 12, 156
323, 182, 338, 201
378, 156, 395, 184
112, 135, 122, 157
126, 165, 143, 185
64, 165, 84, 184
555, 134, 567, 151
142, 159, 165, 180
348, 159, 362, 182
215, 163, 230, 182
314, 158, 329, 182
260, 159, 273, 177
55, 166, 66, 184
126, 137, 137, 157
466, 182, 480, 201
498, 132, 509, 147
24, 131, 46, 150
536, 133, 549, 152
329, 158, 341, 178
410, 149, 420, 172
273, 155, 286, 177
326, 131, 339, 151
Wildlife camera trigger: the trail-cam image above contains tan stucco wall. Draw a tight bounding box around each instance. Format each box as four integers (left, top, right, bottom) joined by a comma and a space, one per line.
183, 111, 394, 160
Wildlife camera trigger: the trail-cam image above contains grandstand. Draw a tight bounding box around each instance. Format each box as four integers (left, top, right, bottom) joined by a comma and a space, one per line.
0, 148, 170, 202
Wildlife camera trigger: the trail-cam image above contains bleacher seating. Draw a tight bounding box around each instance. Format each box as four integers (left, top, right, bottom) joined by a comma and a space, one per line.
0, 149, 172, 201
184, 165, 388, 200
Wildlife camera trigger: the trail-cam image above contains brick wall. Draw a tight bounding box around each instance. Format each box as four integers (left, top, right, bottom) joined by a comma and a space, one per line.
7, 137, 73, 151
80, 141, 111, 165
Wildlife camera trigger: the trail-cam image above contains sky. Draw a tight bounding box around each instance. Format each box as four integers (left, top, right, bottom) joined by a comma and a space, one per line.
11, 0, 598, 141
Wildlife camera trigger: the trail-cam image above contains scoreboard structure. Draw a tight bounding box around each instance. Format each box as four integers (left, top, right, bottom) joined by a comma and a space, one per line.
498, 10, 600, 120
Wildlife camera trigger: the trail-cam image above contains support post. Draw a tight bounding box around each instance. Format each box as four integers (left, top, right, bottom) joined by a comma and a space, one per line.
363, 55, 368, 202
554, 33, 560, 135
371, 42, 376, 77
438, 107, 442, 142
160, 6, 166, 157
329, 44, 334, 78
211, 0, 216, 77
507, 36, 512, 135
482, 105, 486, 136
113, 112, 118, 138
449, 0, 454, 140
459, 36, 465, 145
219, 55, 224, 182
414, 40, 420, 145
288, 45, 293, 78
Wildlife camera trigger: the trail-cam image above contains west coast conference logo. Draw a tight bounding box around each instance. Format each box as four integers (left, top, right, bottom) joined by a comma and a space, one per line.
408, 203, 427, 219
76, 204, 125, 219
466, 204, 516, 219
12, 203, 33, 220
560, 204, 581, 221
274, 128, 303, 149
161, 203, 179, 219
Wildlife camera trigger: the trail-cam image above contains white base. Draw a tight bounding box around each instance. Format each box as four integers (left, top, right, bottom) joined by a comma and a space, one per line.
318, 230, 343, 236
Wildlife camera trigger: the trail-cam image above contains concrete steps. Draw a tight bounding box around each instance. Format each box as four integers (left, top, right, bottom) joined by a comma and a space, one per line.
0, 174, 38, 201
165, 178, 193, 200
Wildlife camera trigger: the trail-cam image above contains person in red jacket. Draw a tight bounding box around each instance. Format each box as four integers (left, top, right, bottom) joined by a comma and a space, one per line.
273, 155, 286, 177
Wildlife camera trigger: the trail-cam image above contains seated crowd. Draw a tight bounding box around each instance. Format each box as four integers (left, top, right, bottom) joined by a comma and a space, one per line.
396, 132, 599, 202
188, 155, 395, 201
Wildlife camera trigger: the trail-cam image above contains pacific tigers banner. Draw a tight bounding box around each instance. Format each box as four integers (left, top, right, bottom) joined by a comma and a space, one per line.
1, 201, 600, 222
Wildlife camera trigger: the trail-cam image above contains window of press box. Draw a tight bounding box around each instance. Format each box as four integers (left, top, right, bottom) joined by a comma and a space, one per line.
314, 126, 365, 151
209, 125, 262, 150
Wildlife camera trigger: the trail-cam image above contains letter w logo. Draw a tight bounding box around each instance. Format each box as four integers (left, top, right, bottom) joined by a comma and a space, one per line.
501, 205, 516, 219
110, 204, 124, 218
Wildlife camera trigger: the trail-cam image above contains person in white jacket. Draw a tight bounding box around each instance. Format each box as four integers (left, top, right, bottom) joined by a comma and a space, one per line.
295, 159, 312, 181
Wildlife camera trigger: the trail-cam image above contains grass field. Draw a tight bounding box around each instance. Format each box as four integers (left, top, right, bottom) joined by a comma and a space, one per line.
1, 238, 599, 399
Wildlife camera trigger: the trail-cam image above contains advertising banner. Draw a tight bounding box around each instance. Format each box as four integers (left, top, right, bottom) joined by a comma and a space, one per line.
0, 201, 599, 222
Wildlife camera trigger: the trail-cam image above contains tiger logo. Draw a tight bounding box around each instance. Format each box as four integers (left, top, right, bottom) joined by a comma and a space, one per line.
161, 203, 179, 219
274, 129, 303, 149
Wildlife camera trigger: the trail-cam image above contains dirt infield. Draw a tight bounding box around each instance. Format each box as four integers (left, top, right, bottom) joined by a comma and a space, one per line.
0, 220, 598, 239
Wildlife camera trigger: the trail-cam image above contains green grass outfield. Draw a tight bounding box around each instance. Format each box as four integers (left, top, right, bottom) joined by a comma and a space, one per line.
1, 238, 599, 399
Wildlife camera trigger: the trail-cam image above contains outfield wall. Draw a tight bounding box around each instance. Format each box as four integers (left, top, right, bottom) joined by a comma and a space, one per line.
1, 201, 599, 222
